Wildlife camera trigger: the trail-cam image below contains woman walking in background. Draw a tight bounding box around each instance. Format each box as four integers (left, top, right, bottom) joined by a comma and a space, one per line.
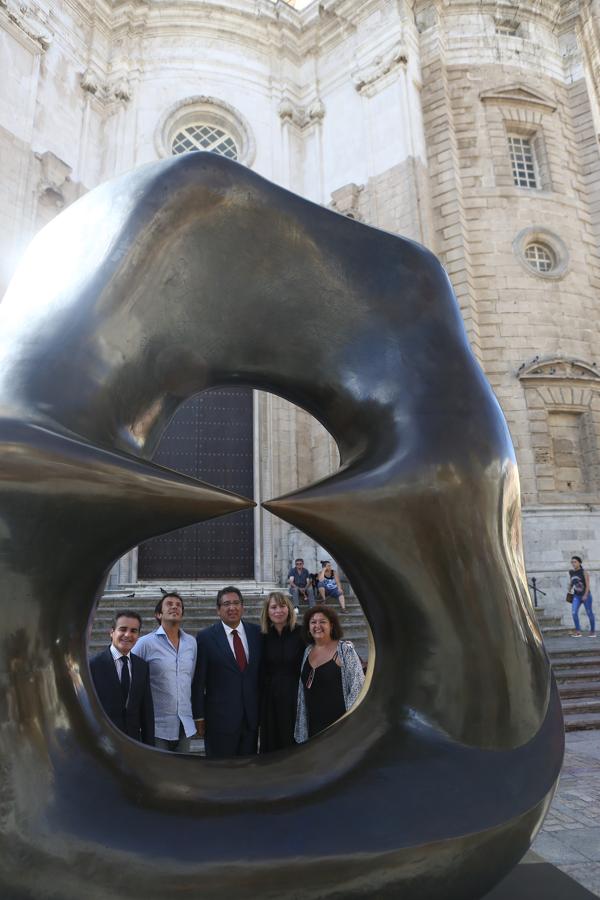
569, 555, 596, 637
259, 592, 306, 753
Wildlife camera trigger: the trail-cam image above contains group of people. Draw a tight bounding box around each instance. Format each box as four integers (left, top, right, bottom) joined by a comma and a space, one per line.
287, 558, 346, 611
90, 583, 365, 757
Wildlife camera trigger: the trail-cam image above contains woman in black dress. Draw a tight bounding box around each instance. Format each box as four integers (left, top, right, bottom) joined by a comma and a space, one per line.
259, 592, 306, 753
294, 606, 365, 743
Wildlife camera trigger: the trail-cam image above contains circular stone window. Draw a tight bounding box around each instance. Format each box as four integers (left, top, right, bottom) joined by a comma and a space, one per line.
513, 227, 569, 280
155, 96, 256, 166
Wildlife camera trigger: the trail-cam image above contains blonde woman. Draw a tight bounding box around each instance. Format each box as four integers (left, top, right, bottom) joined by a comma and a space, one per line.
259, 592, 306, 753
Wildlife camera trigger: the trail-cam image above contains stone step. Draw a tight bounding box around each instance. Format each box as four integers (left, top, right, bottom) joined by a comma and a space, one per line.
553, 666, 600, 681
561, 697, 600, 715
97, 592, 362, 615
537, 616, 564, 627
558, 681, 600, 699
540, 625, 573, 637
551, 655, 600, 670
564, 712, 600, 732
91, 590, 371, 656
548, 647, 600, 660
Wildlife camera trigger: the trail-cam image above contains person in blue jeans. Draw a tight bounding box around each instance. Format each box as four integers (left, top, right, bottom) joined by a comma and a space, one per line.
569, 555, 596, 637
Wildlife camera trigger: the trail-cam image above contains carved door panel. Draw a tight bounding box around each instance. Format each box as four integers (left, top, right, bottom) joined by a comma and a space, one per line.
137, 388, 254, 580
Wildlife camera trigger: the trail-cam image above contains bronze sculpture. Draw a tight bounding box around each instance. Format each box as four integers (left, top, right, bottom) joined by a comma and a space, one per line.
0, 153, 563, 898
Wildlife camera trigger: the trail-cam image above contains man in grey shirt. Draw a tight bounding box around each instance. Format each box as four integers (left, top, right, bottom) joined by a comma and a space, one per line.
132, 592, 199, 752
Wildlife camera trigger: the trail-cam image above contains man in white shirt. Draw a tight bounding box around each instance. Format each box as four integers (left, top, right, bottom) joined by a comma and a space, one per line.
132, 592, 199, 752
192, 586, 263, 758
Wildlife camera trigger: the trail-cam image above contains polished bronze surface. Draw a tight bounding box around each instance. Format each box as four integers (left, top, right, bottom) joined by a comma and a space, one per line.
0, 152, 563, 899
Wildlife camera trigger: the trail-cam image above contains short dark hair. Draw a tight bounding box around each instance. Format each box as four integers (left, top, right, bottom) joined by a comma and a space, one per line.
571, 555, 583, 564
295, 558, 304, 563
217, 586, 243, 607
302, 605, 343, 643
112, 609, 142, 630
154, 592, 185, 618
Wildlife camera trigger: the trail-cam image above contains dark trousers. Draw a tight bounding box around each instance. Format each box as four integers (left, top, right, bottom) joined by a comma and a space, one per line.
205, 722, 258, 758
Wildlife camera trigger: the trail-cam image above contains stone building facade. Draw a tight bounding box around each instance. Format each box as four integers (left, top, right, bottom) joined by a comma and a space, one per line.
1, 0, 599, 618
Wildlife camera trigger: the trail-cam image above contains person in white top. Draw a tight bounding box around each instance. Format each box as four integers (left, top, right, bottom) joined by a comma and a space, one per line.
132, 593, 198, 752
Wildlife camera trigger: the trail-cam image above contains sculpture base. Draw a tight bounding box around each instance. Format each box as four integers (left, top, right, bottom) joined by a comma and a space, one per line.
484, 861, 596, 898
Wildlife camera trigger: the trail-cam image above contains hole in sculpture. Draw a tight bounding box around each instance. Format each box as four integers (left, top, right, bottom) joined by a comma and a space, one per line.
88, 388, 369, 757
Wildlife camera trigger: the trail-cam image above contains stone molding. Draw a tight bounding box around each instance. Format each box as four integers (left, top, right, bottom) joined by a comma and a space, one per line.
80, 68, 132, 105
352, 40, 408, 95
480, 84, 557, 114
330, 182, 364, 221
35, 151, 72, 209
278, 96, 325, 129
518, 357, 600, 384
0, 0, 51, 51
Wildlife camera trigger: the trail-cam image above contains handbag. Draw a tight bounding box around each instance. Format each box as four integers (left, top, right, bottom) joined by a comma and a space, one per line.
566, 592, 573, 604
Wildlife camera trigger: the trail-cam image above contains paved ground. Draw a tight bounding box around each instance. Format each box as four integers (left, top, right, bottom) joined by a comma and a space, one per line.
531, 730, 600, 896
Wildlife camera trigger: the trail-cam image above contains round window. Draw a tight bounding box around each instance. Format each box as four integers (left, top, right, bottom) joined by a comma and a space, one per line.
513, 227, 569, 280
171, 124, 238, 159
524, 242, 554, 274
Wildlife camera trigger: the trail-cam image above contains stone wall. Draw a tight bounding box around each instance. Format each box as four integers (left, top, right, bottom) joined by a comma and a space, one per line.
1, 0, 600, 607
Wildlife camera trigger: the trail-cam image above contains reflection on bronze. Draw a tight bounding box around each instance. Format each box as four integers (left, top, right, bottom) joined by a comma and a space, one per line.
0, 153, 563, 899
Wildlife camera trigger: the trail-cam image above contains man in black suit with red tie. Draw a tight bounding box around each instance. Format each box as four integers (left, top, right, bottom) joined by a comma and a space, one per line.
193, 586, 262, 758
90, 609, 155, 746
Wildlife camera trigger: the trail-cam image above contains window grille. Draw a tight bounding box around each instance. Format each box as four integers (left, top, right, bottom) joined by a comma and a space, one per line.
524, 243, 554, 273
508, 135, 537, 188
171, 124, 238, 159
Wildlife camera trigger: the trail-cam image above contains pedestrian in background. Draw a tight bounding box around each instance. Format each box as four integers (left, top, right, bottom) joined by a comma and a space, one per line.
568, 555, 596, 638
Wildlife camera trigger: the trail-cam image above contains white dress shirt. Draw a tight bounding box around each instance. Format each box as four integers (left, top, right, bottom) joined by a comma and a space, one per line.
110, 643, 131, 681
221, 620, 250, 662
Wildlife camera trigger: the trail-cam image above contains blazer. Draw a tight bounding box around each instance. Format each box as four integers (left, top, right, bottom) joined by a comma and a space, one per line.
193, 621, 263, 736
90, 647, 155, 746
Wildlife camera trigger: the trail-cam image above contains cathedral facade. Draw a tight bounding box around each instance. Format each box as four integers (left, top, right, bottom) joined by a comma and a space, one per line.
1, 0, 599, 617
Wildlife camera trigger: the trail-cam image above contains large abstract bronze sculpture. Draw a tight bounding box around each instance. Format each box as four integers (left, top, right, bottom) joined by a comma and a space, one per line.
0, 153, 563, 899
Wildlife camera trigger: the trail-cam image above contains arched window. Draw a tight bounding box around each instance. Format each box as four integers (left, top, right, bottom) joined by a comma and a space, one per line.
155, 96, 255, 166
171, 124, 238, 159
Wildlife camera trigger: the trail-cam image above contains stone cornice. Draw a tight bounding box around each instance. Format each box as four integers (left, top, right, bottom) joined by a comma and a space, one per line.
0, 0, 51, 51
433, 0, 563, 30
352, 40, 408, 94
480, 84, 557, 113
517, 357, 600, 383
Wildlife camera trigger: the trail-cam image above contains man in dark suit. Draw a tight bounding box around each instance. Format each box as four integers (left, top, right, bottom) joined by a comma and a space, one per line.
193, 586, 262, 758
90, 609, 155, 746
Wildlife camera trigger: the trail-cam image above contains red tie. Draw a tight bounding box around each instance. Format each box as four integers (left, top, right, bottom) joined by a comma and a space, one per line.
231, 629, 247, 672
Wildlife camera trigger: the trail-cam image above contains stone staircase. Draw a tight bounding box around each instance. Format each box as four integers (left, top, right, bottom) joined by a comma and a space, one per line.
535, 605, 600, 732
90, 589, 370, 659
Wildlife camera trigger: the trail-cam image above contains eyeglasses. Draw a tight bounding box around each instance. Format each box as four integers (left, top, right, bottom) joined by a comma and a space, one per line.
220, 600, 242, 608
